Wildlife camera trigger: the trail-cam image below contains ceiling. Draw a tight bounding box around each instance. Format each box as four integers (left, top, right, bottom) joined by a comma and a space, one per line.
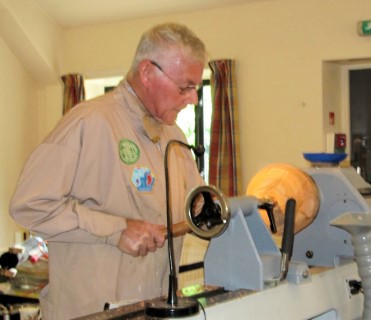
34, 0, 264, 28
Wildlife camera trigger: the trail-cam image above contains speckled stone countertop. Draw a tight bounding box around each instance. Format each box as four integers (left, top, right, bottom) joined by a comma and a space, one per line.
73, 285, 251, 320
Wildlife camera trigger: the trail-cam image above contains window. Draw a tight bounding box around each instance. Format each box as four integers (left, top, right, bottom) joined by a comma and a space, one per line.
176, 80, 211, 183
85, 76, 123, 100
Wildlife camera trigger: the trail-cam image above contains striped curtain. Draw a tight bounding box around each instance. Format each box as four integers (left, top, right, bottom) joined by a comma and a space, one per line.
208, 59, 242, 196
61, 74, 85, 115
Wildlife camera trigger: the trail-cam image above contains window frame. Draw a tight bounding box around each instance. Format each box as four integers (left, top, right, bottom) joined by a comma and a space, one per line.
194, 79, 210, 179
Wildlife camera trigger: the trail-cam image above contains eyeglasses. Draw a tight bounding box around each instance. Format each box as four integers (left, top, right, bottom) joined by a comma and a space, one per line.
149, 60, 201, 95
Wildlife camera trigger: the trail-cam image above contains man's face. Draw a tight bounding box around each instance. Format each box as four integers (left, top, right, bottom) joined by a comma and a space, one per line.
144, 52, 204, 125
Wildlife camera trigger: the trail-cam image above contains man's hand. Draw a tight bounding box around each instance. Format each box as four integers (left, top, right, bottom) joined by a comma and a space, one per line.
117, 219, 166, 257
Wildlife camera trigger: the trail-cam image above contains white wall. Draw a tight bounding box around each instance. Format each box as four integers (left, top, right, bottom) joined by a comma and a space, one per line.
0, 0, 63, 249
60, 0, 371, 186
0, 37, 39, 250
1, 0, 371, 249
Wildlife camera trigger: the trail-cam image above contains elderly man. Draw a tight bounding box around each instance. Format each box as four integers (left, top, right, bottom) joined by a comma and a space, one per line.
10, 22, 206, 319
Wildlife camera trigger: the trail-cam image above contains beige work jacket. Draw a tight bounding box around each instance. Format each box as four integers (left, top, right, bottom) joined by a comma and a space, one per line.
10, 80, 204, 319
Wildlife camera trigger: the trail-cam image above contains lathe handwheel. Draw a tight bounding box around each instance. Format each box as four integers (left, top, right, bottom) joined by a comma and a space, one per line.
185, 185, 230, 239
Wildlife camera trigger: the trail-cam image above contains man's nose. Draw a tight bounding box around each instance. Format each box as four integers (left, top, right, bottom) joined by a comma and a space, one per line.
187, 88, 199, 105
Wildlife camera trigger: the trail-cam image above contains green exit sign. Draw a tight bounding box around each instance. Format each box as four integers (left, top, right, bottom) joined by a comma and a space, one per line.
358, 20, 371, 36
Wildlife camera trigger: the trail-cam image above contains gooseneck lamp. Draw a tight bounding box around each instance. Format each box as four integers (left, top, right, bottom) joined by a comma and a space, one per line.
145, 140, 205, 318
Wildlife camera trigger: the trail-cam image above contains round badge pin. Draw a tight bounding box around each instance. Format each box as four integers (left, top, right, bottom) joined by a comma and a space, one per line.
119, 138, 140, 164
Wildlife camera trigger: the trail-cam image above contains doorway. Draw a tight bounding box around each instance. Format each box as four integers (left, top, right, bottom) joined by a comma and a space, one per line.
349, 68, 371, 183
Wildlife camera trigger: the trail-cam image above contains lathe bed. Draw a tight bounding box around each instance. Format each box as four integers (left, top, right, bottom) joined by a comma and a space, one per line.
74, 261, 362, 320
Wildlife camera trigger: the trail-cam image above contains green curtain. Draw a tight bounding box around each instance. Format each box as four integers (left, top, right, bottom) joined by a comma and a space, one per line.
208, 59, 242, 196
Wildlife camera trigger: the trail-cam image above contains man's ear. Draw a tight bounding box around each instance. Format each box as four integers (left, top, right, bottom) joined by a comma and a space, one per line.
138, 60, 153, 89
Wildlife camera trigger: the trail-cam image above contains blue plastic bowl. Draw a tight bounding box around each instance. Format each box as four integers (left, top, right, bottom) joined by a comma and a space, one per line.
303, 153, 347, 164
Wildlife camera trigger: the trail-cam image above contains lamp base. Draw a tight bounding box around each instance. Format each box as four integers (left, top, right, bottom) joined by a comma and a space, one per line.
145, 297, 199, 318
